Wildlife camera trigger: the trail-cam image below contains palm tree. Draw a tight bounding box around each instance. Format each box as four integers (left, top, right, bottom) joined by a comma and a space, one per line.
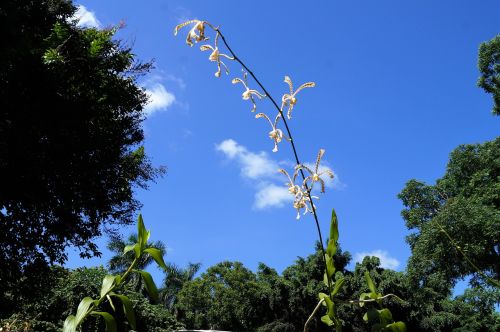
160, 262, 201, 310
107, 233, 167, 290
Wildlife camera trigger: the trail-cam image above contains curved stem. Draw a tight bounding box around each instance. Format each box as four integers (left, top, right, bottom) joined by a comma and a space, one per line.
215, 28, 333, 296
304, 298, 325, 332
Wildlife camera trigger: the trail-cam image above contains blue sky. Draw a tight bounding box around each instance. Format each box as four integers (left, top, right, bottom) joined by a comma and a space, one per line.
67, 0, 499, 286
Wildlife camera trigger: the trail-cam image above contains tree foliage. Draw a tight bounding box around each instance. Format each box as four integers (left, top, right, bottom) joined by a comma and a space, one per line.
0, 0, 162, 302
398, 138, 500, 287
478, 35, 500, 115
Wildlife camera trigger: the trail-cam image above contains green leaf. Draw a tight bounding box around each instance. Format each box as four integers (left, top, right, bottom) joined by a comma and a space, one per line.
323, 272, 329, 287
100, 275, 116, 298
326, 255, 335, 278
330, 208, 339, 243
331, 277, 345, 297
318, 292, 329, 302
91, 312, 117, 332
134, 269, 158, 302
123, 243, 136, 255
63, 315, 77, 332
359, 292, 371, 307
75, 297, 94, 326
324, 296, 336, 320
137, 214, 150, 253
386, 321, 407, 332
321, 314, 334, 326
365, 271, 377, 294
364, 308, 379, 324
378, 308, 393, 325
326, 239, 338, 258
111, 294, 137, 329
144, 247, 167, 270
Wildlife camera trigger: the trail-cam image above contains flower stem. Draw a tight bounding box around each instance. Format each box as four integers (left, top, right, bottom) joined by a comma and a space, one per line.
216, 28, 333, 296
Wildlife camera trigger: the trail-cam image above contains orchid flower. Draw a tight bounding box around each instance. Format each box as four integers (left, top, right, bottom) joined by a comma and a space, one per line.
298, 149, 334, 193
255, 112, 289, 152
282, 76, 315, 119
293, 190, 318, 220
232, 72, 266, 112
174, 20, 211, 46
278, 168, 300, 195
200, 32, 234, 77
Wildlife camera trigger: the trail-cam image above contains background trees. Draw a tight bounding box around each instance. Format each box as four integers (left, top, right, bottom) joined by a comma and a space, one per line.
478, 35, 500, 115
0, 0, 162, 308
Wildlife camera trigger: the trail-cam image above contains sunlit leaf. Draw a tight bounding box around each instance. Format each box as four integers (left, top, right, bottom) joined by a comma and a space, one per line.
326, 239, 337, 258
331, 277, 345, 297
75, 297, 94, 325
386, 321, 407, 332
144, 247, 167, 270
63, 315, 77, 332
321, 314, 334, 326
364, 271, 377, 294
330, 208, 339, 243
100, 275, 116, 298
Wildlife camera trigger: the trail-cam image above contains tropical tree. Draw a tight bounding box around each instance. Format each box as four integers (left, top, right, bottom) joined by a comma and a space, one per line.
160, 262, 201, 310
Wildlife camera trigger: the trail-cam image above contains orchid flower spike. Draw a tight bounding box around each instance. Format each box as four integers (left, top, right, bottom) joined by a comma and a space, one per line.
278, 168, 300, 196
200, 32, 234, 77
232, 72, 266, 112
174, 20, 212, 46
282, 76, 315, 119
298, 149, 334, 193
255, 112, 289, 152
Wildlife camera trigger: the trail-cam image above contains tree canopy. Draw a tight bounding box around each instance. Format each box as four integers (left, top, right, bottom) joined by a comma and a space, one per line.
398, 138, 500, 288
478, 35, 500, 115
0, 0, 162, 300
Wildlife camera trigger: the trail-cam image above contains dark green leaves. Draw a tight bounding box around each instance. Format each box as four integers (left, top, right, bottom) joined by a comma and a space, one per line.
111, 293, 137, 329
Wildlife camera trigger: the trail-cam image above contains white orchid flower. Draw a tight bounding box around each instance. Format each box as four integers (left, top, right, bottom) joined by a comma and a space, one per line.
200, 32, 234, 77
232, 72, 266, 112
282, 76, 315, 119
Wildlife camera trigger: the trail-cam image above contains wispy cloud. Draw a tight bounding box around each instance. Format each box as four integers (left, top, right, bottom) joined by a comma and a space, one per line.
74, 5, 101, 28
254, 184, 293, 209
144, 83, 176, 116
354, 250, 400, 270
215, 139, 279, 180
215, 139, 342, 210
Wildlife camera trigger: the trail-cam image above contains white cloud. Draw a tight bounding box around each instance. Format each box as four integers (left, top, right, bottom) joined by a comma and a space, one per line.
354, 250, 400, 270
254, 183, 294, 209
144, 83, 176, 116
215, 139, 279, 180
216, 139, 343, 210
74, 5, 101, 28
